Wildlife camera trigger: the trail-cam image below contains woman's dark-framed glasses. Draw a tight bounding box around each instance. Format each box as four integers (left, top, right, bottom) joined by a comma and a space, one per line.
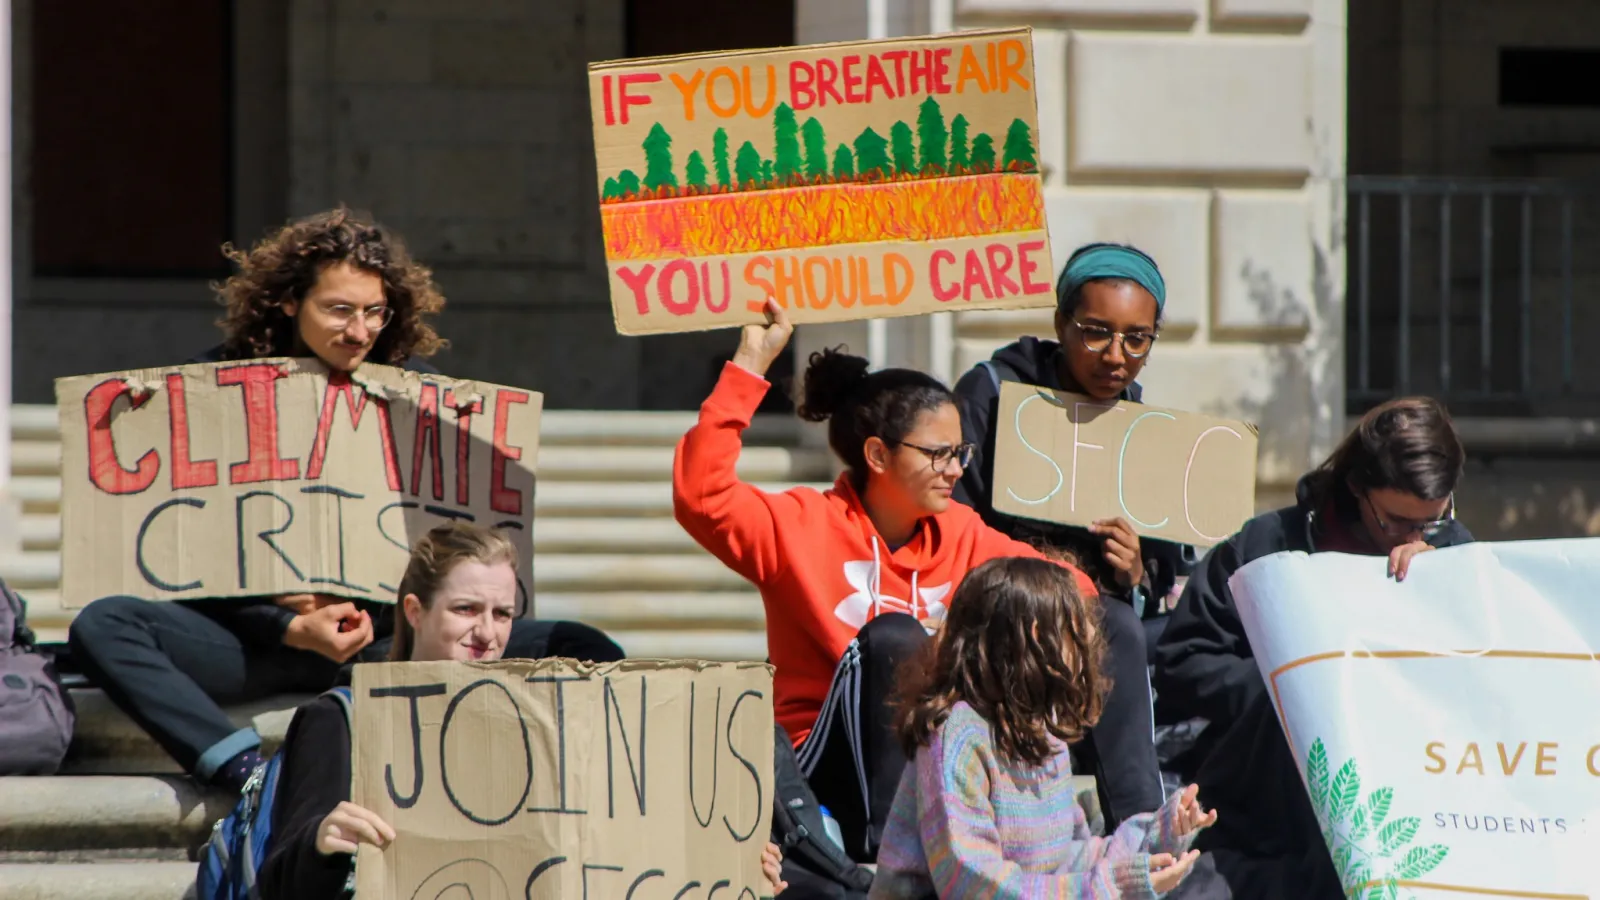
1363, 492, 1455, 540
1072, 320, 1157, 358
896, 441, 975, 473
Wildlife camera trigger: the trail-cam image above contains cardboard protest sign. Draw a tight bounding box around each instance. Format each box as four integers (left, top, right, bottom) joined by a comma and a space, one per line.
991, 381, 1258, 547
55, 359, 541, 610
589, 28, 1055, 335
1232, 541, 1600, 898
351, 659, 776, 899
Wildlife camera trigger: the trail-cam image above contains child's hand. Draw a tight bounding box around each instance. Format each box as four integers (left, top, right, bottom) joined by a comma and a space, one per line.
1173, 784, 1218, 836
1149, 850, 1201, 893
762, 842, 787, 895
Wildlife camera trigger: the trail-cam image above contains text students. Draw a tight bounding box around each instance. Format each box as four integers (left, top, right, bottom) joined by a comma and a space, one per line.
673, 299, 1097, 864
952, 242, 1185, 828
69, 209, 622, 794
1153, 398, 1471, 899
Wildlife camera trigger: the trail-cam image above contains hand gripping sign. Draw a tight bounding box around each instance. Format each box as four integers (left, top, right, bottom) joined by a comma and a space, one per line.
1231, 540, 1600, 899
56, 359, 542, 611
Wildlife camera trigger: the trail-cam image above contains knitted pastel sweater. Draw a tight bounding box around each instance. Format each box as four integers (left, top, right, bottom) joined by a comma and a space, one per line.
870, 703, 1194, 899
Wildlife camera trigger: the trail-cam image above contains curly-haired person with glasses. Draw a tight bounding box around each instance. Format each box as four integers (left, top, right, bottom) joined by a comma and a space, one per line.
952, 241, 1191, 835
68, 209, 622, 797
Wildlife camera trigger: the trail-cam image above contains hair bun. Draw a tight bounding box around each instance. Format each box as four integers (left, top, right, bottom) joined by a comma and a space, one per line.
797, 346, 870, 423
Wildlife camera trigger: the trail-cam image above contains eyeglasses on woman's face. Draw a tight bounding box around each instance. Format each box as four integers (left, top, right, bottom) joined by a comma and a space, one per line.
1071, 319, 1157, 359
895, 441, 976, 474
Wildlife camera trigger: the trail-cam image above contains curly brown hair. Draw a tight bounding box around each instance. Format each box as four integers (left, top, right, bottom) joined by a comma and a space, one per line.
214, 207, 447, 364
893, 556, 1109, 767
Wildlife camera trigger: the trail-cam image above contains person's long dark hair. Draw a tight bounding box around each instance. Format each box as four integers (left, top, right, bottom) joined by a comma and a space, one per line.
893, 556, 1108, 767
796, 346, 955, 489
1305, 396, 1464, 508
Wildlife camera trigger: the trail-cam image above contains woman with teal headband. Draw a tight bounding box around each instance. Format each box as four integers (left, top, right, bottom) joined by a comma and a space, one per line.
951, 241, 1191, 833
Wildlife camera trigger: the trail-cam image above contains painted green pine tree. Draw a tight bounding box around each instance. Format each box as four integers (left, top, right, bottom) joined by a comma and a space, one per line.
970, 134, 996, 172
734, 141, 763, 187
1001, 118, 1038, 172
642, 123, 676, 191
832, 144, 855, 179
854, 127, 890, 179
617, 169, 641, 196
950, 114, 971, 172
713, 127, 732, 187
890, 121, 915, 174
685, 151, 708, 188
761, 158, 775, 186
916, 97, 948, 173
602, 176, 622, 200
773, 103, 801, 184
802, 118, 828, 180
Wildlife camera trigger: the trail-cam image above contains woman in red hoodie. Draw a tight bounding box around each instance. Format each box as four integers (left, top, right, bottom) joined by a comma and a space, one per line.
675, 300, 1097, 865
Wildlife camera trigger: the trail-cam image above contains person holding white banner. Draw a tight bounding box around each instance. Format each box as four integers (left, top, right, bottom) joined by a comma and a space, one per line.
68, 209, 623, 796
1152, 397, 1471, 899
674, 299, 1099, 868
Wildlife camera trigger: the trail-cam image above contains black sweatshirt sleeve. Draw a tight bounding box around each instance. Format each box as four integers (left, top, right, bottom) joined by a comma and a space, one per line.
951, 364, 999, 513
1151, 534, 1267, 729
259, 695, 356, 900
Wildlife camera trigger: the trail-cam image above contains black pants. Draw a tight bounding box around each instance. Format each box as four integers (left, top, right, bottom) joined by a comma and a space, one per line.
1072, 596, 1168, 830
795, 613, 929, 864
68, 595, 624, 781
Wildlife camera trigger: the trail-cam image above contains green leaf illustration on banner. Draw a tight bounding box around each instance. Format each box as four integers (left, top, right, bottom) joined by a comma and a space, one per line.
1330, 758, 1361, 823
1377, 818, 1420, 857
1307, 738, 1330, 812
1305, 738, 1448, 900
1366, 787, 1393, 831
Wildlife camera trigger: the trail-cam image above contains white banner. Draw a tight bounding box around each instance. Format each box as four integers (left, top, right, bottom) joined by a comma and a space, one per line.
1231, 540, 1600, 900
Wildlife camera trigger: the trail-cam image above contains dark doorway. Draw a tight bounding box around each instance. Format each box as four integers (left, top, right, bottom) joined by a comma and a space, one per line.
623, 0, 797, 412
32, 0, 232, 276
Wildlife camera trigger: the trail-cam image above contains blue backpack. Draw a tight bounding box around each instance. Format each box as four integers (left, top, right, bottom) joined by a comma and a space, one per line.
197, 687, 353, 900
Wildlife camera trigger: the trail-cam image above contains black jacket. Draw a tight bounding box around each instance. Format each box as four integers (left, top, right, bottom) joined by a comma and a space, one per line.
171, 346, 434, 645
258, 688, 357, 900
951, 336, 1189, 610
1153, 476, 1473, 886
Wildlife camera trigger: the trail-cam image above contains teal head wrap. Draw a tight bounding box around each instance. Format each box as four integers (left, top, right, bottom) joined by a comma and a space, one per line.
1056, 243, 1166, 315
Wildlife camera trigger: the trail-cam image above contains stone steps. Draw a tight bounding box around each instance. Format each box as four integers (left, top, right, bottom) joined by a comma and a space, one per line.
0, 862, 197, 899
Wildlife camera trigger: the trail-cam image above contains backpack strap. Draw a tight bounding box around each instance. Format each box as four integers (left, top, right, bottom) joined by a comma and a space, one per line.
325, 686, 354, 730
978, 358, 1021, 395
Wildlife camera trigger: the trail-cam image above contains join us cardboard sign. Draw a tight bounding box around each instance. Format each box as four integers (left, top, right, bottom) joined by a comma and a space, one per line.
991, 381, 1259, 548
351, 660, 776, 900
589, 28, 1056, 335
55, 359, 542, 609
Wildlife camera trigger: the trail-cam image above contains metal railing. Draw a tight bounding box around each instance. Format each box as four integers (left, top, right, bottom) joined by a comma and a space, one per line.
1347, 176, 1595, 414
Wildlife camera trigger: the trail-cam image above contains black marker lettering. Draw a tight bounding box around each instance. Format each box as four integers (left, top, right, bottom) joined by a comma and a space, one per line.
689, 682, 722, 828
582, 864, 625, 900
441, 679, 533, 825
708, 880, 731, 900
136, 497, 205, 592
525, 857, 567, 899
235, 490, 302, 588
736, 889, 758, 900
527, 675, 589, 815
672, 882, 702, 900
626, 870, 666, 900
368, 683, 447, 808
424, 504, 474, 521
301, 485, 368, 593
375, 500, 420, 592
605, 676, 648, 818
723, 689, 765, 842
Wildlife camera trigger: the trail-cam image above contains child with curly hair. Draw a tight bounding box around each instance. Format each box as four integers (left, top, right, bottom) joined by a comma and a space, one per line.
872, 556, 1215, 899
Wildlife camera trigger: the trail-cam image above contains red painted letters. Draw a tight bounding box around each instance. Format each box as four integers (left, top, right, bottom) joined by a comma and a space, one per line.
491, 390, 530, 516
85, 379, 159, 495
167, 374, 218, 489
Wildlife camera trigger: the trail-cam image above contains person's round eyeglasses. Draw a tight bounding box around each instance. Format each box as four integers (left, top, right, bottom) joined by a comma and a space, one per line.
1072, 319, 1157, 359
322, 303, 394, 331
895, 441, 975, 473
1362, 492, 1455, 540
